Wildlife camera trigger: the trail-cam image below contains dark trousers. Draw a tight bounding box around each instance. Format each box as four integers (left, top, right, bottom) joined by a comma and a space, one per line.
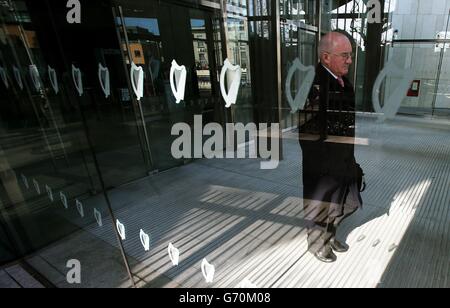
303, 182, 359, 253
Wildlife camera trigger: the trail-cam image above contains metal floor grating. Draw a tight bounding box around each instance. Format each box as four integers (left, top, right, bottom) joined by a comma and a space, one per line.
37, 115, 449, 288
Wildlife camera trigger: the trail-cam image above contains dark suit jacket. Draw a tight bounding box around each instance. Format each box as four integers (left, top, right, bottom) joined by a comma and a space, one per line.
299, 64, 362, 211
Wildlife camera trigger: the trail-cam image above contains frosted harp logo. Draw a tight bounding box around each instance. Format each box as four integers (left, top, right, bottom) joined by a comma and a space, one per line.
0, 66, 8, 89
13, 66, 23, 90
76, 199, 84, 218
48, 66, 59, 94
130, 62, 144, 101
46, 185, 54, 202
170, 60, 187, 104
21, 174, 29, 189
201, 258, 215, 284
116, 219, 126, 240
72, 65, 83, 96
29, 65, 42, 92
285, 58, 316, 113
98, 63, 110, 98
33, 179, 41, 195
140, 229, 150, 252
60, 192, 68, 209
372, 61, 413, 121
220, 58, 242, 108
168, 243, 180, 266
94, 208, 103, 227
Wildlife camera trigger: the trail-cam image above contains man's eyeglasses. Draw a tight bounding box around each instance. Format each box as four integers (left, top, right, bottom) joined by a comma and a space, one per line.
325, 52, 354, 60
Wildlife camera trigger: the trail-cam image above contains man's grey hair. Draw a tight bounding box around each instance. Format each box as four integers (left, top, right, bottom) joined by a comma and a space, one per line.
318, 32, 351, 57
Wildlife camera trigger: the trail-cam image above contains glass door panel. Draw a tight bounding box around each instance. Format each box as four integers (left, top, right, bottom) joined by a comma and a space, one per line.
384, 43, 442, 116
0, 0, 134, 287
433, 35, 450, 117
42, 0, 150, 189
112, 0, 243, 287
115, 0, 227, 172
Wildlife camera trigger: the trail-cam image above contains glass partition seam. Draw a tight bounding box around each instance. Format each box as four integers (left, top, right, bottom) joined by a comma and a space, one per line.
220, 0, 234, 125
431, 9, 450, 116
38, 0, 137, 287
432, 47, 445, 117
43, 0, 97, 192
75, 93, 137, 288
0, 3, 55, 265
316, 0, 321, 47
111, 4, 154, 173
205, 14, 219, 98
0, 21, 59, 172
116, 5, 156, 173
271, 0, 283, 160
15, 16, 70, 167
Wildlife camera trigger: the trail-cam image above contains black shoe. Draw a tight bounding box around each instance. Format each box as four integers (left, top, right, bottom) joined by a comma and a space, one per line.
330, 239, 349, 253
313, 247, 337, 263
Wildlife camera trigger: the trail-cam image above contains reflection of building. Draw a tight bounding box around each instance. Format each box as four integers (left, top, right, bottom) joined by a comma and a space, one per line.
126, 25, 162, 66
128, 43, 145, 64
191, 22, 211, 90
192, 25, 208, 70
226, 1, 250, 83
6, 25, 38, 48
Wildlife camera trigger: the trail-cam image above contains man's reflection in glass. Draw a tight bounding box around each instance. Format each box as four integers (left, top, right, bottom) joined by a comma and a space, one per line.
299, 32, 364, 263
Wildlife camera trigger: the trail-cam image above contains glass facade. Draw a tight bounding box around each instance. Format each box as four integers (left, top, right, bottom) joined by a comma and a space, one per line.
0, 0, 448, 288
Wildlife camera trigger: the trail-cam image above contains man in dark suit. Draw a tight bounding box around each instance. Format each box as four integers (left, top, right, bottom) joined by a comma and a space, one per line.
299, 32, 364, 263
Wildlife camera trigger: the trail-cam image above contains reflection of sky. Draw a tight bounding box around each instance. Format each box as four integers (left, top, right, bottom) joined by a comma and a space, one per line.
191, 19, 205, 29
124, 17, 160, 35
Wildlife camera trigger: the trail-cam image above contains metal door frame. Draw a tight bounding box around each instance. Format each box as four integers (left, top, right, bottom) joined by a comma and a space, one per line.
112, 5, 156, 174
